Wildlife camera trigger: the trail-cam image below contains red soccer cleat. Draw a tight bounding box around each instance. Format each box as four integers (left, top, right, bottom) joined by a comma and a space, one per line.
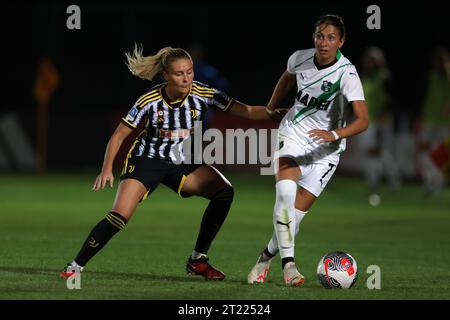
186, 257, 225, 280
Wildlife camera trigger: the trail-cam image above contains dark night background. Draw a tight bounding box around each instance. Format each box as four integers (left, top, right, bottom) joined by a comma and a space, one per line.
1, 0, 449, 170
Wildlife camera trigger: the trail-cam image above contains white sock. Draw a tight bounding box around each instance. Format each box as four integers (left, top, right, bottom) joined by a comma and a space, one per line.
267, 231, 279, 256
191, 250, 208, 260
267, 208, 307, 256
294, 209, 306, 235
273, 180, 297, 259
69, 261, 84, 272
71, 261, 82, 267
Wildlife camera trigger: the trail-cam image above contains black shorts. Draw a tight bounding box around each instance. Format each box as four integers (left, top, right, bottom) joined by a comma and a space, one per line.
120, 156, 202, 199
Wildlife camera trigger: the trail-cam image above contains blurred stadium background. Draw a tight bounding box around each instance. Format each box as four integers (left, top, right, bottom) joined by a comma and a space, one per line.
0, 1, 449, 300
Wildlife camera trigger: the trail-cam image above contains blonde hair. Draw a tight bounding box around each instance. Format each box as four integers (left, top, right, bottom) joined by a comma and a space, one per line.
125, 44, 192, 81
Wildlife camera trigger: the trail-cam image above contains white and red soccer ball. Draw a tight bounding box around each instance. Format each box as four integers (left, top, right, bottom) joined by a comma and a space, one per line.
317, 251, 358, 289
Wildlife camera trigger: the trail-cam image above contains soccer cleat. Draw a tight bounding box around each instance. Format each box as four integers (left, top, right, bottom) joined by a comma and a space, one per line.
59, 261, 84, 278
283, 262, 305, 287
248, 254, 273, 284
186, 256, 225, 280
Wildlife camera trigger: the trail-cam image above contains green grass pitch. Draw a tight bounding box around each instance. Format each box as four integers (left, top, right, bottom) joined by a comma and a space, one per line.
0, 171, 449, 300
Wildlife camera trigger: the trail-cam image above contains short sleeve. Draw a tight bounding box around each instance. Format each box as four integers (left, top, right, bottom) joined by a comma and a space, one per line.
122, 102, 151, 129
206, 87, 235, 112
287, 51, 301, 75
340, 66, 365, 102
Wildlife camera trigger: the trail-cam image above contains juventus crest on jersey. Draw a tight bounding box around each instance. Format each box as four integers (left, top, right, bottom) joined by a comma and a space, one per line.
121, 81, 234, 163
278, 48, 365, 155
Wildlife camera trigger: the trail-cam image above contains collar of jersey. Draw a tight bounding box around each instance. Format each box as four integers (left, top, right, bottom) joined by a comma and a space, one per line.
160, 84, 191, 109
314, 56, 337, 70
313, 49, 342, 71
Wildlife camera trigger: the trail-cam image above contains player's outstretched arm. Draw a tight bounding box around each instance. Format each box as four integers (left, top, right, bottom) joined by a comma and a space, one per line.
228, 101, 286, 121
267, 70, 296, 111
93, 123, 133, 191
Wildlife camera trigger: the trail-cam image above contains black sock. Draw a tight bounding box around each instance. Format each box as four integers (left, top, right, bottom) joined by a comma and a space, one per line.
281, 257, 295, 270
264, 248, 276, 259
74, 211, 127, 266
194, 186, 234, 255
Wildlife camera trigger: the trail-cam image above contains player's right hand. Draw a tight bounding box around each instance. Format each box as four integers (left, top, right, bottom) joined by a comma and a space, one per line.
93, 172, 114, 191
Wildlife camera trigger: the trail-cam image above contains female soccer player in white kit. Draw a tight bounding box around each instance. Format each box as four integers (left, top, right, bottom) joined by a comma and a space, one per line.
248, 14, 369, 286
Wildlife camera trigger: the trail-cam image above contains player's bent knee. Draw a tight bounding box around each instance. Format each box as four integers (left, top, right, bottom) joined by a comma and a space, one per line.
212, 185, 234, 202
275, 180, 297, 203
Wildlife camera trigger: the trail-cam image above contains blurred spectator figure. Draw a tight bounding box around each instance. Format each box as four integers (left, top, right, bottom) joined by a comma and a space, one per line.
429, 135, 450, 181
417, 47, 450, 195
358, 46, 402, 204
188, 43, 230, 126
188, 43, 230, 92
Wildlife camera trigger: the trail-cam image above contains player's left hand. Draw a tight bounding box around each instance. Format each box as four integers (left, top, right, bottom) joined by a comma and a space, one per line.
308, 129, 337, 143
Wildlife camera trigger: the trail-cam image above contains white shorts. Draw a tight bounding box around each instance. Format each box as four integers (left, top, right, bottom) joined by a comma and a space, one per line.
275, 135, 340, 197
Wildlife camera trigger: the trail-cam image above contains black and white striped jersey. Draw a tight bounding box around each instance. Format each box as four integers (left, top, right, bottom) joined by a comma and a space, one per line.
121, 81, 234, 163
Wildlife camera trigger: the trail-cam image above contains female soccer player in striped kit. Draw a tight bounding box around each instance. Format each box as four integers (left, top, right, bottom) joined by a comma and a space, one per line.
248, 14, 369, 286
61, 45, 284, 280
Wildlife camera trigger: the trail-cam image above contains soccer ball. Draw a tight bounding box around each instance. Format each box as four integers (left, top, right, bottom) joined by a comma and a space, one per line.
317, 251, 358, 289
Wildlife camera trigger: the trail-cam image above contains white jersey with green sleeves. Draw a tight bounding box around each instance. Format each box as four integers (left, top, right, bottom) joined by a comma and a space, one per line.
278, 48, 365, 155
